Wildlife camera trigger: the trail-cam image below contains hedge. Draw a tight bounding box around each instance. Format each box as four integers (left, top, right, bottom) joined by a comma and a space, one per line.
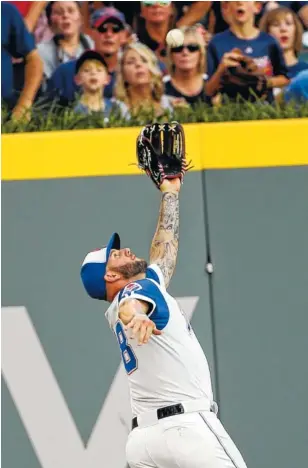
2, 99, 308, 134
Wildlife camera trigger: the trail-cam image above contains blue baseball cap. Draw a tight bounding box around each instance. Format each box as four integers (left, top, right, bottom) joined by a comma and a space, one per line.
80, 233, 121, 300
91, 7, 126, 29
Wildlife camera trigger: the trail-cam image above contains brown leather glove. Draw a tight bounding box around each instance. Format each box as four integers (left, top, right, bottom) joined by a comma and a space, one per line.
220, 48, 268, 97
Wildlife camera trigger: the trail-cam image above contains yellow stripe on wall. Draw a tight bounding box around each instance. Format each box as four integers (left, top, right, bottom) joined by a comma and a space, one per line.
2, 119, 308, 181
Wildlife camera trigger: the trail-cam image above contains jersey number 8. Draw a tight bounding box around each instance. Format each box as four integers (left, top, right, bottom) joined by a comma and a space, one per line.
115, 321, 138, 375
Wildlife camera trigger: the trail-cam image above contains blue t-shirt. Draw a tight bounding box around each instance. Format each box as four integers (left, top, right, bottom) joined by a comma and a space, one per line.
47, 60, 116, 103
207, 29, 288, 102
287, 61, 308, 79
1, 2, 35, 101
284, 70, 308, 102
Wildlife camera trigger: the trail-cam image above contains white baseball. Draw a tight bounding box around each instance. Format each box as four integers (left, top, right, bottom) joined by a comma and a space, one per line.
166, 29, 185, 47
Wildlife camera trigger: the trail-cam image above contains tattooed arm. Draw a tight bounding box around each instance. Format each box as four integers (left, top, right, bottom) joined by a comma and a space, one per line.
149, 179, 181, 288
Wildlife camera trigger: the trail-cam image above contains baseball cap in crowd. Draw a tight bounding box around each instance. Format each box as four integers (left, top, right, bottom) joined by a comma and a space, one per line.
80, 233, 121, 300
91, 7, 126, 30
75, 50, 108, 74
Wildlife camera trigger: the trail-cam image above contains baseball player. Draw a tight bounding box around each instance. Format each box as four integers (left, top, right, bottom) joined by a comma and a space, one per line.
80, 123, 247, 468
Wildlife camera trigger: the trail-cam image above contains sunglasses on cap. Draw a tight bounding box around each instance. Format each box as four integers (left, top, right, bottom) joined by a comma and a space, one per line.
142, 1, 171, 6
171, 43, 200, 54
98, 23, 123, 34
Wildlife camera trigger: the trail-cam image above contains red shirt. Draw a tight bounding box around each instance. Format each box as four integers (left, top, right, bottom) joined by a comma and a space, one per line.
7, 1, 32, 17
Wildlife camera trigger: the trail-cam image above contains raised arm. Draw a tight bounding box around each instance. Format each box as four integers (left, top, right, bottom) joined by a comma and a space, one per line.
150, 179, 181, 288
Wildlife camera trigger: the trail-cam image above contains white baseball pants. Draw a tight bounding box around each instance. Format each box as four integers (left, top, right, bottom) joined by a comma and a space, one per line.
126, 410, 248, 468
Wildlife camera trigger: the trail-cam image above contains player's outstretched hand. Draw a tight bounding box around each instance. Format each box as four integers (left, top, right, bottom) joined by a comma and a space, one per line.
160, 178, 181, 193
125, 315, 162, 346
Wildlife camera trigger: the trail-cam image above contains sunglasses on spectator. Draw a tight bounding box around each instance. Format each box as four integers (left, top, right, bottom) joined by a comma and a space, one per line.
98, 23, 123, 34
142, 1, 171, 6
171, 44, 200, 53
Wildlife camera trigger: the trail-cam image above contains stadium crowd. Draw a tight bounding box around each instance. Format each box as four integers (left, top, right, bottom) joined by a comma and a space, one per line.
2, 1, 308, 121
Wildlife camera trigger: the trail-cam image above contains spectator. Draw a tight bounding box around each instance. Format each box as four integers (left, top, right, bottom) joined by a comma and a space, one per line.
1, 2, 43, 120
205, 1, 289, 102
103, 1, 212, 30
283, 69, 308, 101
137, 1, 175, 62
7, 2, 49, 95
37, 1, 94, 84
73, 49, 127, 116
164, 25, 209, 107
260, 7, 308, 79
47, 7, 126, 104
265, 2, 308, 30
115, 42, 172, 116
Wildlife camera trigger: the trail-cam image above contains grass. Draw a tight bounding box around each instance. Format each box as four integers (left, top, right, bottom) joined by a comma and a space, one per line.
2, 98, 308, 134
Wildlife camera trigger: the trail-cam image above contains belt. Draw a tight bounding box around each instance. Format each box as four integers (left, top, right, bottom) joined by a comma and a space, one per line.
132, 398, 217, 430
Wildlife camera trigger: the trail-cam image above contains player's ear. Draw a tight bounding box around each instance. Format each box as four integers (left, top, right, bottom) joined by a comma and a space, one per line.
104, 271, 121, 283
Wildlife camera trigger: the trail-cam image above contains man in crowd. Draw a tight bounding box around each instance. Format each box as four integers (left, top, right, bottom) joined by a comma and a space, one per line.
47, 7, 126, 104
1, 2, 43, 120
137, 0, 174, 63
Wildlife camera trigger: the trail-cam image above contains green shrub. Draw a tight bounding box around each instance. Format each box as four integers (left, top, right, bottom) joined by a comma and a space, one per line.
2, 98, 308, 134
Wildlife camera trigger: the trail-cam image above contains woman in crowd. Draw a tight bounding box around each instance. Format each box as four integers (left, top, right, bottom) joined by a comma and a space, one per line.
115, 42, 172, 116
38, 1, 94, 84
164, 25, 209, 107
260, 7, 308, 79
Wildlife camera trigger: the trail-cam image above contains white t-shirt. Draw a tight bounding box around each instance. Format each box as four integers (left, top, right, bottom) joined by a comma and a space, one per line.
105, 264, 213, 416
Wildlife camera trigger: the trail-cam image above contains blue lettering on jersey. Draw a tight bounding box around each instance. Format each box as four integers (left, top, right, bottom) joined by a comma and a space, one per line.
118, 278, 170, 330
115, 321, 138, 375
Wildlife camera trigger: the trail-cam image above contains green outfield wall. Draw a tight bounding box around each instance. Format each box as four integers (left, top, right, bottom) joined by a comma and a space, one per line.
2, 121, 308, 468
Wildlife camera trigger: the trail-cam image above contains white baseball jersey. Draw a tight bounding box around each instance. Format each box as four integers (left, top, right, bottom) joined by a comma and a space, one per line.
105, 264, 213, 416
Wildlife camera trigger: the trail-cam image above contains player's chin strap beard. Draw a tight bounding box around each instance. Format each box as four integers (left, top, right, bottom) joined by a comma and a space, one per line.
112, 260, 148, 279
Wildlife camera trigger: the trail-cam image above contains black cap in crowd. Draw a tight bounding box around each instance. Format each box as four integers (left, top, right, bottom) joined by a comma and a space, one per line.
75, 50, 108, 75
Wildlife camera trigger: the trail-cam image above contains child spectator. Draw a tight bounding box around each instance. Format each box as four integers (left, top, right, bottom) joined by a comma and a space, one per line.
38, 1, 94, 84
260, 7, 308, 79
1, 2, 43, 120
115, 42, 172, 116
73, 50, 126, 116
206, 1, 289, 102
165, 25, 209, 107
265, 2, 308, 30
47, 7, 126, 104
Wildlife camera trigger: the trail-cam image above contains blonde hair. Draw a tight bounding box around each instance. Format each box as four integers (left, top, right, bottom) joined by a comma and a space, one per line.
260, 7, 304, 56
115, 42, 164, 106
166, 26, 206, 76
